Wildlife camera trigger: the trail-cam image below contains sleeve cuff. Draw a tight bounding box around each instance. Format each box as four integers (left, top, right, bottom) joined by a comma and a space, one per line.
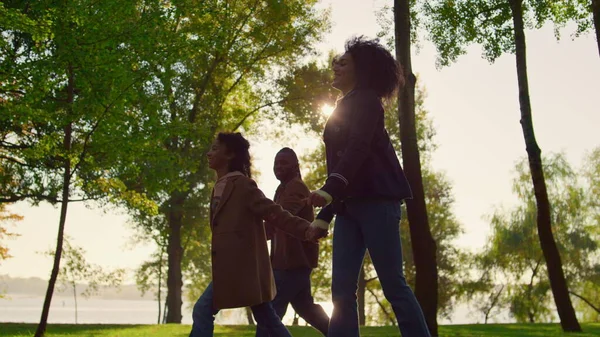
314, 189, 333, 205
316, 205, 335, 223
311, 219, 330, 230
321, 175, 346, 201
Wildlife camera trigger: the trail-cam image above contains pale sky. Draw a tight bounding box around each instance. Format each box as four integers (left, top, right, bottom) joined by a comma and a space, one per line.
2, 0, 599, 288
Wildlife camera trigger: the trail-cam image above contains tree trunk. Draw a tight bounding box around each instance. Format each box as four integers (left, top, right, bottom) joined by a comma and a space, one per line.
35, 66, 75, 337
157, 246, 165, 324
525, 260, 541, 324
34, 136, 72, 337
292, 312, 299, 326
73, 284, 78, 324
592, 0, 600, 57
509, 0, 582, 332
245, 307, 255, 325
162, 296, 168, 324
484, 285, 504, 324
394, 1, 439, 335
357, 265, 366, 326
366, 286, 396, 325
157, 261, 162, 324
165, 193, 185, 323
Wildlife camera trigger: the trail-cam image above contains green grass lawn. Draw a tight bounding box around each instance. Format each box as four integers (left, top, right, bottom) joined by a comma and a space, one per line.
1, 323, 599, 337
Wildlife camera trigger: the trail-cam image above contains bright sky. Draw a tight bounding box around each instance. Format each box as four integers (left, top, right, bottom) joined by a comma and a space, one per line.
2, 0, 599, 288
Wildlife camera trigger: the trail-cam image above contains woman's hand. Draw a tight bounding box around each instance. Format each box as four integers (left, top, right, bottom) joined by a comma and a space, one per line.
307, 191, 328, 207
305, 226, 328, 242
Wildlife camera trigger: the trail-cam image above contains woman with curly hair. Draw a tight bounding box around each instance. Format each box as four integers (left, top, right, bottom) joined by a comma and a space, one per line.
308, 37, 431, 337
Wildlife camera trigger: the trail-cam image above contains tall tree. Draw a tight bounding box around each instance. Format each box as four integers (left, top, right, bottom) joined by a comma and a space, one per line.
135, 232, 168, 324
111, 0, 329, 323
507, 2, 578, 328
595, 0, 600, 55
394, 1, 439, 334
472, 153, 599, 323
43, 237, 125, 324
550, 0, 600, 57
424, 0, 581, 331
575, 147, 600, 322
0, 1, 156, 335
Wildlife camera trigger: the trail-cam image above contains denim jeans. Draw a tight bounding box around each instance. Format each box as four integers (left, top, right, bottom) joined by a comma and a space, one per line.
255, 268, 329, 337
189, 282, 292, 337
328, 199, 431, 337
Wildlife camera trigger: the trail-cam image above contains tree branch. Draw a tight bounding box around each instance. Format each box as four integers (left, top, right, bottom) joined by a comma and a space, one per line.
64, 197, 100, 203
0, 140, 32, 150
0, 193, 100, 205
0, 194, 59, 204
188, 54, 223, 123
0, 89, 26, 97
569, 291, 600, 314
222, 32, 278, 98
484, 284, 505, 323
231, 96, 307, 132
71, 77, 144, 176
366, 286, 396, 325
0, 154, 29, 167
366, 276, 379, 283
474, 2, 510, 27
475, 2, 508, 18
188, 0, 262, 124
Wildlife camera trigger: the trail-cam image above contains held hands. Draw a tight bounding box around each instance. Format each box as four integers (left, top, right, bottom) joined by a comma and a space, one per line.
303, 191, 332, 242
307, 191, 328, 207
305, 226, 328, 243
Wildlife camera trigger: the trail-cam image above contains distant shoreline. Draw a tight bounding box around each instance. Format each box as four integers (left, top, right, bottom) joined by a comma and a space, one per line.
1, 274, 157, 301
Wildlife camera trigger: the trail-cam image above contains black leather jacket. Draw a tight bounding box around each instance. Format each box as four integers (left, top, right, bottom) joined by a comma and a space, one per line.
316, 88, 412, 223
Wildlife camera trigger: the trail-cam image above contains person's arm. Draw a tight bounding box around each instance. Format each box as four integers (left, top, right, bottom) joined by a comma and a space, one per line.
320, 91, 383, 201
277, 180, 309, 216
265, 181, 306, 239
264, 221, 274, 240
311, 204, 334, 230
243, 178, 312, 240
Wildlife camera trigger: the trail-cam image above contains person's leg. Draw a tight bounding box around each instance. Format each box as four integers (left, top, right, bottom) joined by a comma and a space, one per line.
189, 282, 219, 337
360, 201, 431, 337
255, 270, 293, 337
327, 213, 367, 337
290, 268, 330, 336
251, 301, 293, 337
271, 270, 295, 319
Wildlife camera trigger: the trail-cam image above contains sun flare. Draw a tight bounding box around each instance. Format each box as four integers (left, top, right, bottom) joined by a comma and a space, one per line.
318, 301, 334, 317
320, 104, 335, 117
280, 302, 334, 326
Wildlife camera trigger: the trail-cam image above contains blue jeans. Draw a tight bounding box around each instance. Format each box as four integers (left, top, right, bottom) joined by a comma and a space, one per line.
328, 200, 431, 337
255, 268, 330, 337
189, 282, 292, 337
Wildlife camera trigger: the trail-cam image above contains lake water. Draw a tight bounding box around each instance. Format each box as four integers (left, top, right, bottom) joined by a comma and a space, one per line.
0, 295, 325, 325
0, 294, 509, 325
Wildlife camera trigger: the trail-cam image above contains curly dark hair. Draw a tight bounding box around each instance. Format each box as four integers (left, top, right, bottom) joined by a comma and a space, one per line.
217, 132, 252, 178
342, 36, 404, 99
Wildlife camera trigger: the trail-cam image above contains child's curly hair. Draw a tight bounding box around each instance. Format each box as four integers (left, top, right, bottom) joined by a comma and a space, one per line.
217, 132, 252, 178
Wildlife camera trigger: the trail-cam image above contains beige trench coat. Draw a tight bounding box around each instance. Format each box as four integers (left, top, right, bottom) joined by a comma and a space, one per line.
210, 175, 310, 309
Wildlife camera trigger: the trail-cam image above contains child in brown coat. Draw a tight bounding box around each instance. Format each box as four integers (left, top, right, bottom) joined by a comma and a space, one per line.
189, 132, 326, 337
